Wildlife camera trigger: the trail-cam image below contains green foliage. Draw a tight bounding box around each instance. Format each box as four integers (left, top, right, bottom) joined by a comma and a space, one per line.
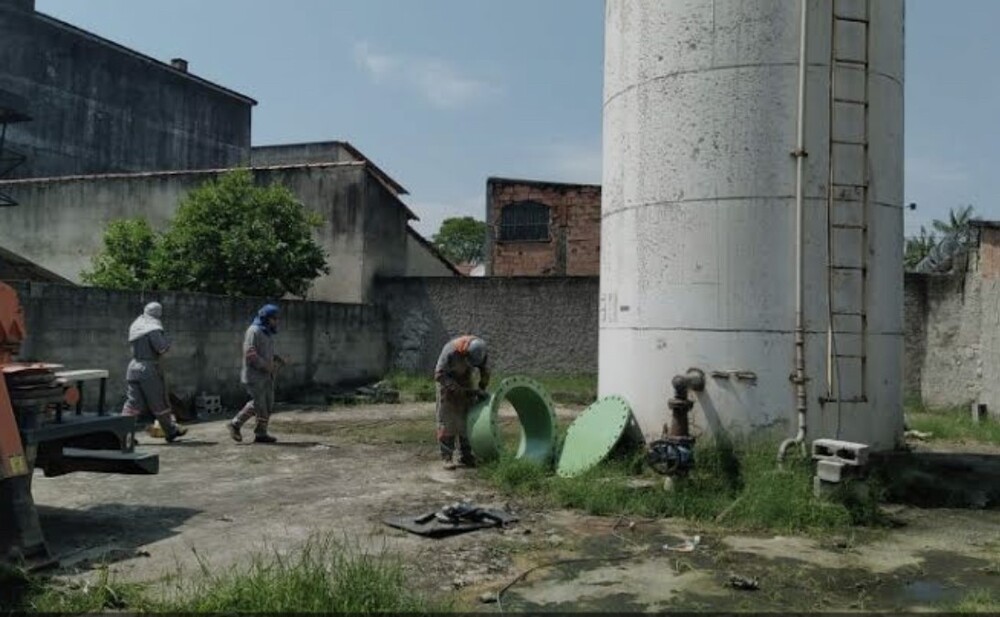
480, 437, 885, 534
932, 204, 976, 236
385, 371, 596, 406
82, 170, 329, 298
80, 219, 158, 290
9, 539, 442, 614
952, 589, 1000, 613
175, 538, 442, 613
906, 402, 1000, 445
904, 225, 937, 271
432, 216, 487, 265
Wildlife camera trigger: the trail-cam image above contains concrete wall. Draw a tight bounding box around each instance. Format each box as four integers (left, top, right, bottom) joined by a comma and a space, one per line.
902, 272, 927, 401
376, 276, 598, 375
904, 228, 1000, 418
486, 178, 601, 277
252, 143, 358, 167
0, 1, 253, 178
405, 230, 458, 277
10, 282, 386, 409
0, 162, 411, 303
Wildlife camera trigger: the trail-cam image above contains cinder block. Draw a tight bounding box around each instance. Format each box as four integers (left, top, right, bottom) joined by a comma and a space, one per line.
812, 438, 869, 466
813, 476, 838, 499
816, 459, 846, 483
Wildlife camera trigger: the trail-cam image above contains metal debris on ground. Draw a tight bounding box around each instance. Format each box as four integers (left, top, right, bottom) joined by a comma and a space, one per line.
663, 535, 701, 552
728, 574, 760, 591
479, 592, 498, 604
383, 501, 518, 538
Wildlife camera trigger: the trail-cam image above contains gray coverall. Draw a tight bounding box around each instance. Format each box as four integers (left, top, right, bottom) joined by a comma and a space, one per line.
232, 324, 277, 436
434, 336, 490, 463
121, 330, 178, 432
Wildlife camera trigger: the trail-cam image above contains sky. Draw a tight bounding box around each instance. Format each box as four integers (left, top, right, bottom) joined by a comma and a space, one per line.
36, 0, 999, 239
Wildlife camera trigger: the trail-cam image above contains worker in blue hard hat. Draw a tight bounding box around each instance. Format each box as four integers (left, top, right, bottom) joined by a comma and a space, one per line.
228, 304, 285, 444
434, 335, 490, 469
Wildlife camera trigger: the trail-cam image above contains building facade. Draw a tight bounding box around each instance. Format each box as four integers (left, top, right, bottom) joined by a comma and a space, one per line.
0, 0, 255, 179
485, 177, 601, 277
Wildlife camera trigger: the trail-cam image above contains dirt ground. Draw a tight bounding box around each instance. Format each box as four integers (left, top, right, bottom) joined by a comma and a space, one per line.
29, 402, 1000, 612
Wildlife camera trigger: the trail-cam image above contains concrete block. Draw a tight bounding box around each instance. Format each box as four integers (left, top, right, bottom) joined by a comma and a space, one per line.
813, 476, 838, 499
812, 438, 869, 466
816, 459, 846, 483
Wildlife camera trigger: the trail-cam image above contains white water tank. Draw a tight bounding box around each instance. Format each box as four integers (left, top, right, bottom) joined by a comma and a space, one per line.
600, 0, 905, 451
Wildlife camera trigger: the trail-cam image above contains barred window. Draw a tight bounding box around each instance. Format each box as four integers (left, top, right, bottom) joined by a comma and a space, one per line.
498, 201, 550, 242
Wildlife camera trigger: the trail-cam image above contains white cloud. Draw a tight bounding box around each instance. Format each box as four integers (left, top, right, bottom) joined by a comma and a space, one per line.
353, 41, 497, 110
352, 41, 397, 82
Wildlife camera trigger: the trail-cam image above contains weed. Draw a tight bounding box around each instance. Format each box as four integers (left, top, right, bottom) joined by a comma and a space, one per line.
9, 539, 442, 614
952, 588, 1000, 613
905, 403, 1000, 445
12, 566, 152, 613
385, 371, 597, 406
384, 371, 437, 403
480, 436, 883, 534
173, 537, 442, 613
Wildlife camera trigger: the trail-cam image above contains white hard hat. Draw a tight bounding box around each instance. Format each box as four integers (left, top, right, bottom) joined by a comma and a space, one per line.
467, 337, 487, 367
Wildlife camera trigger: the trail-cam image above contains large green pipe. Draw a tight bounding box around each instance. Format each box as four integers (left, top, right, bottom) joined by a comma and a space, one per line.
466, 376, 557, 465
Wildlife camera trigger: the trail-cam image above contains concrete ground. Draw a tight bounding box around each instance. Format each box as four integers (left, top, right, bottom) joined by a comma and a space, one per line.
29, 402, 1000, 612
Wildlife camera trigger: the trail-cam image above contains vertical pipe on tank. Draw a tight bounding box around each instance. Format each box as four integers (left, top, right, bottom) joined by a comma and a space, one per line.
778, 0, 810, 463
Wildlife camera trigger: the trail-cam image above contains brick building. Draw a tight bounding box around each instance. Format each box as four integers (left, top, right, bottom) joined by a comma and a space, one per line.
485, 177, 601, 276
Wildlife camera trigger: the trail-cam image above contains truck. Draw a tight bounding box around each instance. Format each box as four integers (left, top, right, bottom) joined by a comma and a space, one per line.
0, 280, 159, 569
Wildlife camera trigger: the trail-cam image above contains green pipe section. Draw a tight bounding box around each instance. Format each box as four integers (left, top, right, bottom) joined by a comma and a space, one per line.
466, 376, 557, 465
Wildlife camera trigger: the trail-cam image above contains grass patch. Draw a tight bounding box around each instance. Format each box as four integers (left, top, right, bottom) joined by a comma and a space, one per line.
4, 566, 153, 613
7, 539, 442, 614
952, 589, 1000, 613
384, 372, 437, 403
384, 371, 597, 406
906, 402, 1000, 445
480, 437, 886, 534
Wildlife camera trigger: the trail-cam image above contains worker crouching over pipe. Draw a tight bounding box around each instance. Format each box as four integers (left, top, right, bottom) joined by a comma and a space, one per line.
434, 335, 490, 470
121, 302, 187, 443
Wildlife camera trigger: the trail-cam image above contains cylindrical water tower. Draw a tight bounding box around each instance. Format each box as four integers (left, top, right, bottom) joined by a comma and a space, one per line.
600, 0, 905, 451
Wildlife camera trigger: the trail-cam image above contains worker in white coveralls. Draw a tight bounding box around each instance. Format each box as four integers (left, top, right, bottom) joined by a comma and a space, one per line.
121, 302, 188, 442
434, 335, 490, 469
228, 304, 285, 444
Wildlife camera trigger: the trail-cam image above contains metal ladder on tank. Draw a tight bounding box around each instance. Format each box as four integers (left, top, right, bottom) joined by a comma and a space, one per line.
824, 0, 871, 406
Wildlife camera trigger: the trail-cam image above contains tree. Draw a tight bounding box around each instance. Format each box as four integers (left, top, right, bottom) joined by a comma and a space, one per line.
432, 216, 487, 265
82, 219, 158, 290
931, 205, 975, 236
83, 170, 329, 298
904, 226, 937, 271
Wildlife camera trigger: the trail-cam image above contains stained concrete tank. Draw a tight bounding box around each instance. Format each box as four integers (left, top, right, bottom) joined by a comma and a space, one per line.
600, 0, 905, 451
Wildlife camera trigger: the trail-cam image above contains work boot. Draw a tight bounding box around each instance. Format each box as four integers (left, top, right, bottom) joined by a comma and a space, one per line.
227, 421, 243, 443
458, 455, 477, 469
254, 434, 278, 444
442, 457, 457, 471
165, 425, 188, 443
